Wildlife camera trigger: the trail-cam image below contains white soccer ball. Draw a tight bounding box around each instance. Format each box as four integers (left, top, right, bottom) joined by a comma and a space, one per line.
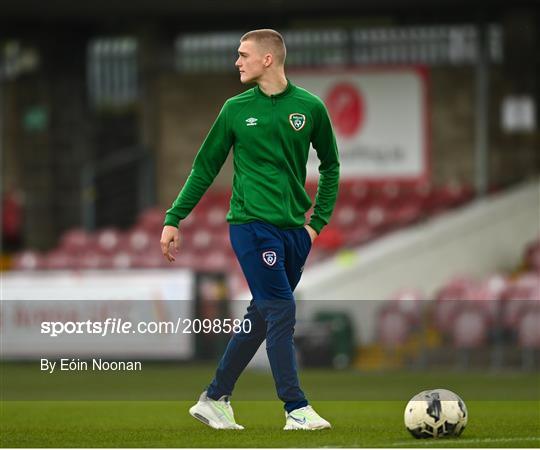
404, 389, 468, 438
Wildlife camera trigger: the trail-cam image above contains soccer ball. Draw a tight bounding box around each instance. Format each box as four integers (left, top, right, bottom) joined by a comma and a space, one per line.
404, 389, 468, 438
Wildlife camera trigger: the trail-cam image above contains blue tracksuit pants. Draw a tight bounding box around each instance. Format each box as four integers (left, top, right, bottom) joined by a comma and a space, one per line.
206, 221, 312, 413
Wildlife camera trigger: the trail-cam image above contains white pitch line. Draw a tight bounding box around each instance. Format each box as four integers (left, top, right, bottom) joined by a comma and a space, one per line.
392, 436, 540, 446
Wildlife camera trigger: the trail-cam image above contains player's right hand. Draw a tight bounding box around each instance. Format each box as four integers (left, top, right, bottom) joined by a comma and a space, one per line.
160, 225, 180, 262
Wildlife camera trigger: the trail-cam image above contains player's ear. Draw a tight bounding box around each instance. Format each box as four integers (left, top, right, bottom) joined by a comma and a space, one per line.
263, 53, 273, 67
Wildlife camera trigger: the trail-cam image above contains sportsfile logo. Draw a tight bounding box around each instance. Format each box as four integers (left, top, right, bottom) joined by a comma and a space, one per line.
40, 318, 252, 336
245, 117, 258, 126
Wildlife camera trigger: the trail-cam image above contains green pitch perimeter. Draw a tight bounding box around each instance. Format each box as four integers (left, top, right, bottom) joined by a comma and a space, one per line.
1, 364, 539, 447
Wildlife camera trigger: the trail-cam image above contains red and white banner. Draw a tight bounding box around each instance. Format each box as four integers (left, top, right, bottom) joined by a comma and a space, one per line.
291, 67, 430, 182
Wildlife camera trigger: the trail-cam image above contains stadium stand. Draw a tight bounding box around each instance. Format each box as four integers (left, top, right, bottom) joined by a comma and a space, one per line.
11, 180, 476, 273
10, 177, 538, 369
375, 236, 540, 369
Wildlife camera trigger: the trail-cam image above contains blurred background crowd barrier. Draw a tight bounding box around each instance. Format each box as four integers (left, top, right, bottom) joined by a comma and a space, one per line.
1, 0, 538, 371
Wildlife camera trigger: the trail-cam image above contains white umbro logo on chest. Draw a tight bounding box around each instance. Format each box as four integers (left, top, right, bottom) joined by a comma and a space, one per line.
245, 117, 258, 126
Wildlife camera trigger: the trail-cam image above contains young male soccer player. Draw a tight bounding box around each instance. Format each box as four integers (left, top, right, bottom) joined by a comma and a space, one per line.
160, 29, 340, 430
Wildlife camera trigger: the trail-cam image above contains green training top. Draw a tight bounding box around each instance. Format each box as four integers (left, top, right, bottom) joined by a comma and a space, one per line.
164, 80, 340, 235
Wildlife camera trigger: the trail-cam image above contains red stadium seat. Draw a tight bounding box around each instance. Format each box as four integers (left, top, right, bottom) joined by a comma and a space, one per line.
518, 308, 540, 370
313, 226, 343, 251
482, 274, 509, 300
215, 229, 232, 250
111, 252, 134, 270
388, 289, 426, 325
206, 206, 228, 229
78, 251, 108, 270
386, 201, 423, 227
451, 306, 490, 369
132, 248, 169, 269
427, 182, 474, 213
191, 229, 214, 251
137, 207, 166, 232
59, 228, 93, 255
503, 272, 539, 300
179, 210, 198, 231
171, 249, 199, 268
434, 276, 477, 332
501, 298, 529, 331
501, 272, 540, 327
413, 181, 433, 203
365, 205, 391, 233
452, 307, 489, 349
433, 300, 462, 334
95, 228, 121, 255
378, 308, 411, 348
338, 181, 372, 206
12, 250, 45, 270
200, 190, 230, 207
436, 275, 476, 301
458, 275, 508, 323
333, 203, 359, 230
376, 182, 401, 207
126, 228, 152, 254
518, 309, 540, 349
44, 250, 76, 270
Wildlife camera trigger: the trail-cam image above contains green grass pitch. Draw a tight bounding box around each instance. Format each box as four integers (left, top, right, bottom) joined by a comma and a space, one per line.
1, 364, 539, 447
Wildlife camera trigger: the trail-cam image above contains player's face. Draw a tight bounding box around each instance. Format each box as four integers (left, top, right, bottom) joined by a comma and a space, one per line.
235, 40, 266, 84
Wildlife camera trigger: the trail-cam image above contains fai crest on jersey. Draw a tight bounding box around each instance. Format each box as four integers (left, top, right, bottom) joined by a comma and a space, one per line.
289, 113, 306, 131
262, 251, 277, 267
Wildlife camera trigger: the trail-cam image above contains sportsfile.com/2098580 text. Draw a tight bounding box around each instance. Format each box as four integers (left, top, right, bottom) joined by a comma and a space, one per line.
40, 318, 252, 337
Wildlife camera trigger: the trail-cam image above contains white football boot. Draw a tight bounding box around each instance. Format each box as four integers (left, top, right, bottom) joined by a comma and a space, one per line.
283, 405, 332, 430
189, 391, 244, 430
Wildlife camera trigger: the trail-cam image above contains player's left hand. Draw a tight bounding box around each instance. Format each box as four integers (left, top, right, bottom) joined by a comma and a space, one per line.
304, 224, 318, 243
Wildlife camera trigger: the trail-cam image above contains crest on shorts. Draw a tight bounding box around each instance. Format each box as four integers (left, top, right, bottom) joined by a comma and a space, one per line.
262, 251, 277, 267
289, 113, 306, 131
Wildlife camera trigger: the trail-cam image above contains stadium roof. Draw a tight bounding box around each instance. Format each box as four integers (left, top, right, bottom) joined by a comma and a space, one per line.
1, 0, 537, 21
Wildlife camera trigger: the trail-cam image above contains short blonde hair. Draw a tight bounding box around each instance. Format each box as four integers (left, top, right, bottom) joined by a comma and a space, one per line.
240, 29, 286, 66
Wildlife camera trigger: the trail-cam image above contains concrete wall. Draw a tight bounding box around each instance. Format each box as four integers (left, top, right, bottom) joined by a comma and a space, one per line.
430, 67, 475, 184
149, 74, 240, 207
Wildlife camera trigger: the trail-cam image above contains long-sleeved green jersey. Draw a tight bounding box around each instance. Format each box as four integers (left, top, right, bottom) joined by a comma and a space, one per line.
164, 80, 340, 234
